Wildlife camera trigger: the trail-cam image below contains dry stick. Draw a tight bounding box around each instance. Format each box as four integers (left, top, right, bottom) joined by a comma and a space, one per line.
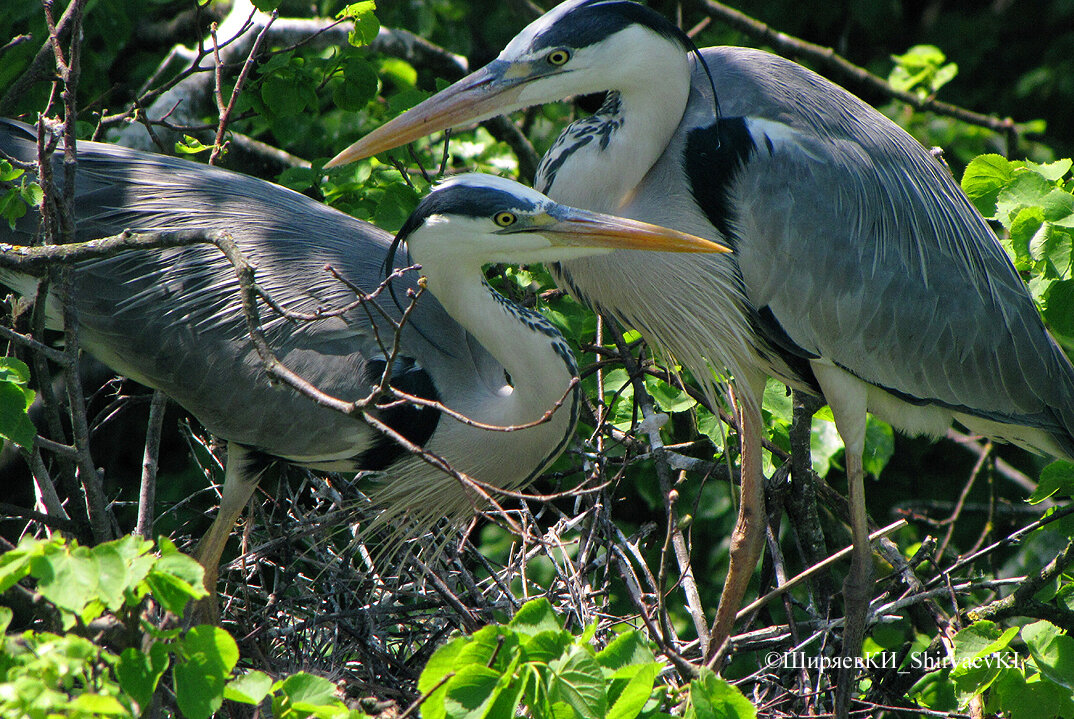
208, 10, 277, 165
135, 391, 169, 540
0, 0, 79, 112
935, 439, 992, 564
735, 520, 906, 621
59, 269, 113, 543
786, 391, 833, 612
968, 538, 1074, 626
25, 445, 69, 523
0, 228, 240, 270
696, 0, 1019, 147
603, 318, 709, 653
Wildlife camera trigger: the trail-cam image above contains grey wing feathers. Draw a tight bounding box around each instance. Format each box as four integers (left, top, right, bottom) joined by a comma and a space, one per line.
0, 119, 502, 462
698, 49, 1074, 440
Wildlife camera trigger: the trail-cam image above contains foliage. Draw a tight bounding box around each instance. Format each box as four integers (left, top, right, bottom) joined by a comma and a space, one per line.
0, 535, 368, 718
961, 154, 1074, 348
888, 45, 959, 98
2, 0, 1074, 717
417, 597, 755, 719
908, 620, 1074, 718
0, 357, 35, 450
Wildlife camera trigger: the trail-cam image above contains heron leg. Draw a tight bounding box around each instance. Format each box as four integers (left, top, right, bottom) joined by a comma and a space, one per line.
836, 449, 873, 717
192, 442, 261, 623
709, 397, 765, 656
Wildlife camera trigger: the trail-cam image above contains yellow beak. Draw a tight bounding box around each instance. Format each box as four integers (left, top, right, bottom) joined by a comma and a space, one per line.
327, 62, 523, 168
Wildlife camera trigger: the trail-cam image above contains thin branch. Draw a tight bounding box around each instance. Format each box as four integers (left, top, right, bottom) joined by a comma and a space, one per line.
696, 0, 1019, 146
135, 391, 168, 540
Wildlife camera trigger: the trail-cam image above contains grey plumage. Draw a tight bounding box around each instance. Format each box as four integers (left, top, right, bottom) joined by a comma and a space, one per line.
324, 0, 1074, 686
3, 117, 724, 610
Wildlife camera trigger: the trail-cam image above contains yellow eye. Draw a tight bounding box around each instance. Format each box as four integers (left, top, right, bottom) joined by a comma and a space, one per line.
494, 211, 517, 227
547, 49, 571, 66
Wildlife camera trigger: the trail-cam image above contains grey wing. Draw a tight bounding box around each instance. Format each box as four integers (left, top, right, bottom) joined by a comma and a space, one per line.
0, 119, 505, 463
727, 106, 1074, 440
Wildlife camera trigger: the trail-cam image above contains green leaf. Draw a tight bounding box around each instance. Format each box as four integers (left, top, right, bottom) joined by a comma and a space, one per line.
521, 630, 573, 665
991, 666, 1074, 719
510, 598, 563, 637
810, 416, 844, 477
174, 135, 210, 155
596, 631, 657, 672
0, 536, 46, 592
644, 375, 696, 413
949, 622, 1019, 705
117, 644, 170, 711
174, 626, 239, 719
371, 181, 420, 233
444, 665, 502, 719
961, 154, 1013, 217
0, 605, 12, 634
1010, 206, 1045, 263
1043, 279, 1074, 341
20, 182, 43, 208
31, 544, 99, 615
996, 171, 1053, 227
862, 415, 894, 476
92, 543, 130, 611
0, 357, 31, 384
333, 58, 379, 112
1022, 620, 1074, 692
338, 1, 380, 46
1029, 461, 1074, 503
0, 378, 36, 449
686, 670, 756, 719
279, 672, 342, 712
1026, 158, 1073, 182
0, 159, 25, 182
67, 693, 130, 715
548, 648, 607, 719
225, 670, 274, 705
607, 662, 661, 719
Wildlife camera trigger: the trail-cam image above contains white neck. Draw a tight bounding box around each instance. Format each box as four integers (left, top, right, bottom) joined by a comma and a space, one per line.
418, 257, 577, 428
537, 41, 691, 212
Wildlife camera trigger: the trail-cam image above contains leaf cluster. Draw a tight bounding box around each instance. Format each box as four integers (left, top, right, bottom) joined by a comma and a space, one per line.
0, 535, 369, 719
417, 597, 755, 719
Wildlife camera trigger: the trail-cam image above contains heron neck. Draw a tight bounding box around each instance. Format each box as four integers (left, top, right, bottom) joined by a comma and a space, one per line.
419, 259, 577, 426
537, 53, 691, 213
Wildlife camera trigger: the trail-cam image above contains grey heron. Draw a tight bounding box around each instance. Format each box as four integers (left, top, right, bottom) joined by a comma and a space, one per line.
327, 0, 1074, 678
0, 118, 726, 609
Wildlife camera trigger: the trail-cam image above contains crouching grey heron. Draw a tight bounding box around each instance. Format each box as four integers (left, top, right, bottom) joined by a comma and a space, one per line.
327, 0, 1074, 687
0, 118, 726, 611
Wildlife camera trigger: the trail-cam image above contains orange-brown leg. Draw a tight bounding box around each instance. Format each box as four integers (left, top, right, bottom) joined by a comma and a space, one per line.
192, 442, 261, 623
709, 396, 766, 656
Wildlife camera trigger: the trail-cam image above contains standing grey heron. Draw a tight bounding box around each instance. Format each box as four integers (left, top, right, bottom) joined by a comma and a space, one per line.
0, 118, 726, 608
326, 0, 1074, 679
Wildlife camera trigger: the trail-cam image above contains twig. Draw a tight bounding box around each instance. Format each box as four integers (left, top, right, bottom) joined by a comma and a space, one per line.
135, 391, 168, 540
735, 520, 906, 621
208, 10, 277, 165
696, 0, 1019, 147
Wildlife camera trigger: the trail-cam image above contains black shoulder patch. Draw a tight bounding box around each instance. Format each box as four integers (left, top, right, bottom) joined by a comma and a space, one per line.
355, 357, 440, 470
684, 117, 756, 245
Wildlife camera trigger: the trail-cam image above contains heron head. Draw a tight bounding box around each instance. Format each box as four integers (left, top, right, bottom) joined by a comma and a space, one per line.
326, 0, 692, 168
390, 174, 727, 272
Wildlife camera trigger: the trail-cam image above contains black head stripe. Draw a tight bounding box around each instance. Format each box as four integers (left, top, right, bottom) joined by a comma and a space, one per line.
531, 0, 690, 53
396, 182, 541, 246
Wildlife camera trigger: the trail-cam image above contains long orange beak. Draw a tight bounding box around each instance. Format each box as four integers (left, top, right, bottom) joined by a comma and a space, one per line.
532, 206, 730, 254
326, 61, 525, 168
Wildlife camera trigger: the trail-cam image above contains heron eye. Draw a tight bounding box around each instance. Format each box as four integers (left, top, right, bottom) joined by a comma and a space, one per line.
547, 49, 571, 66
494, 211, 517, 227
